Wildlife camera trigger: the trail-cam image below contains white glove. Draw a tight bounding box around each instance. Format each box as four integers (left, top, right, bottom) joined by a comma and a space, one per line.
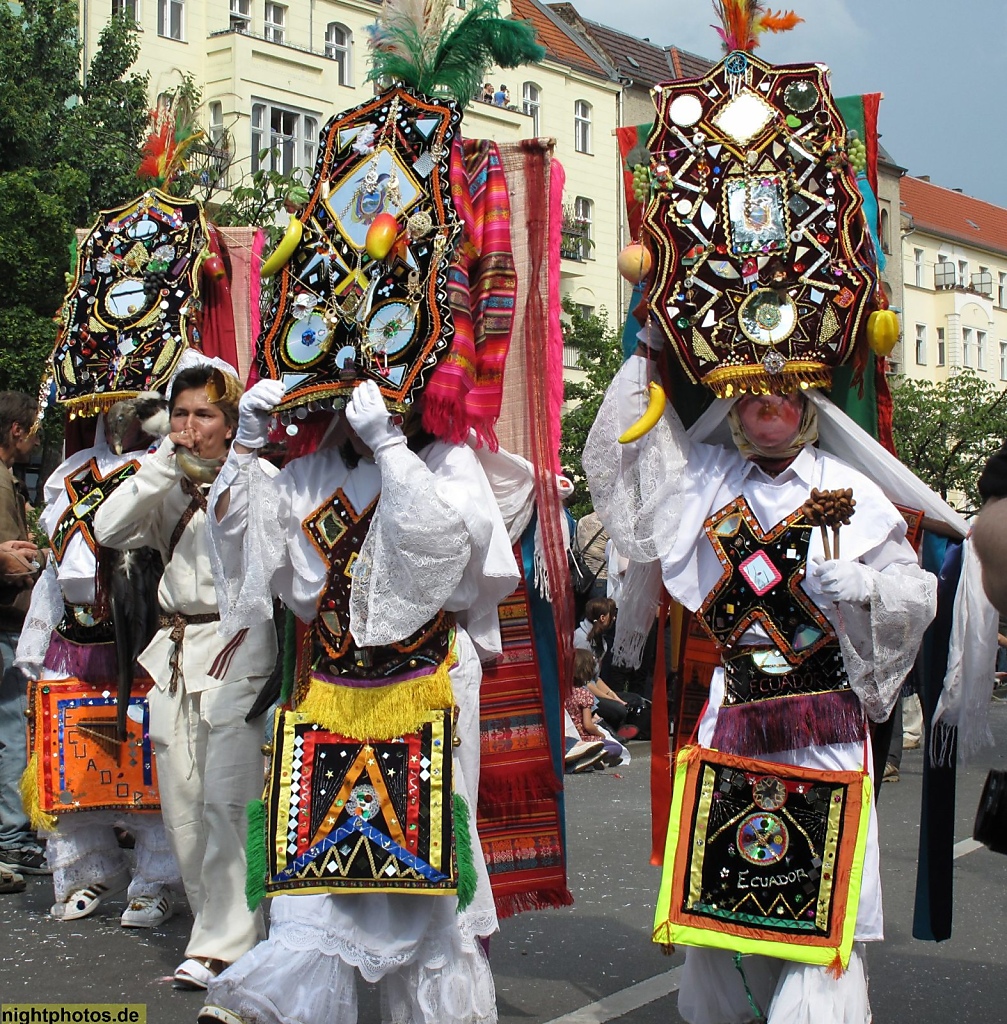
345, 380, 404, 456
807, 558, 870, 605
234, 379, 285, 449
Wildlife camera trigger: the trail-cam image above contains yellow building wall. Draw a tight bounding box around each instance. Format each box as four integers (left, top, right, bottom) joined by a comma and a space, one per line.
78, 0, 622, 329
900, 230, 1007, 390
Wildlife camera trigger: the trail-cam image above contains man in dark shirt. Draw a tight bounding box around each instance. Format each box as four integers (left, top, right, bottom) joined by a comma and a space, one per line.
0, 391, 46, 881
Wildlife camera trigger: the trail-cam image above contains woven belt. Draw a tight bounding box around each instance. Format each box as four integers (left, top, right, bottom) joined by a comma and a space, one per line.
158, 611, 219, 694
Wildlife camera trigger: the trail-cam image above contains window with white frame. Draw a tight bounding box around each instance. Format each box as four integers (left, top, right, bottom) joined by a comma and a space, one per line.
158, 0, 183, 39
252, 102, 318, 175
959, 259, 969, 288
978, 330, 987, 371
914, 248, 924, 287
1000, 341, 1007, 381
963, 326, 974, 367
915, 324, 926, 365
937, 327, 946, 366
522, 82, 541, 136
999, 272, 1007, 307
113, 0, 139, 20
209, 101, 224, 145
574, 100, 592, 154
880, 207, 891, 254
264, 2, 285, 43
325, 23, 351, 85
230, 0, 250, 32
574, 196, 593, 258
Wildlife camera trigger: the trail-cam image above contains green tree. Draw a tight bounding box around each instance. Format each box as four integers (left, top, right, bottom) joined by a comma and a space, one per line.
0, 2, 149, 394
559, 298, 624, 519
890, 369, 1007, 516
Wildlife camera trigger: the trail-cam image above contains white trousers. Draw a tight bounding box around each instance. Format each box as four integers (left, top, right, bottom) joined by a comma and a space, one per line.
48, 809, 180, 903
147, 675, 267, 963
206, 630, 499, 1024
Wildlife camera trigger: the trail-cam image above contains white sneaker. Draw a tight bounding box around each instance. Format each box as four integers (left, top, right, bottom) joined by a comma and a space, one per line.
51, 876, 128, 921
121, 888, 173, 928
564, 739, 603, 764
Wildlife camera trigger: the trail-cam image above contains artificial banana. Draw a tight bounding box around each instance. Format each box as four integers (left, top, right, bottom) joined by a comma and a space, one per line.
260, 218, 304, 279
618, 381, 667, 444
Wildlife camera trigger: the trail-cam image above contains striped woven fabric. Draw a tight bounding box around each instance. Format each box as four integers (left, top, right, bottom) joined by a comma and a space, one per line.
423, 138, 516, 449
477, 550, 572, 919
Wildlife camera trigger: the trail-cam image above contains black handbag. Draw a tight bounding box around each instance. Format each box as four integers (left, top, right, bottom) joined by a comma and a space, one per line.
973, 769, 1007, 855
569, 526, 605, 597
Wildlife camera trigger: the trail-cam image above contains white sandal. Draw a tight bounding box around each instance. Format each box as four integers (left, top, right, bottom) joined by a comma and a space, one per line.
173, 957, 228, 991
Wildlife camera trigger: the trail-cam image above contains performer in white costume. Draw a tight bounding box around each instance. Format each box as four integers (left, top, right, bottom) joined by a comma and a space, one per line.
17, 418, 180, 925
94, 360, 277, 989
585, 352, 937, 1024
198, 378, 518, 1024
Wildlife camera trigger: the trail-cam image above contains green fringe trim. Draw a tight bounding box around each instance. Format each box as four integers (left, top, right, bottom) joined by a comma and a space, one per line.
245, 798, 267, 911
453, 792, 477, 911
280, 609, 296, 705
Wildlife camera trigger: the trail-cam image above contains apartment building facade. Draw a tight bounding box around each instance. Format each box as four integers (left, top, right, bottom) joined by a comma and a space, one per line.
900, 175, 1007, 389
79, 0, 623, 324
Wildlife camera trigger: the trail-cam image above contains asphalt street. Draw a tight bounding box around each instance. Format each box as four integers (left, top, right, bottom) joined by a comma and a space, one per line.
2, 702, 1006, 1024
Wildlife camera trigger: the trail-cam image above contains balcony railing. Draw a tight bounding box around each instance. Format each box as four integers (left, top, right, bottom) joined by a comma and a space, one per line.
561, 226, 587, 262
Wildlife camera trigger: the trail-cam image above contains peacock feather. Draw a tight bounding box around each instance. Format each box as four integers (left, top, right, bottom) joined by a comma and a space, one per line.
366, 0, 545, 106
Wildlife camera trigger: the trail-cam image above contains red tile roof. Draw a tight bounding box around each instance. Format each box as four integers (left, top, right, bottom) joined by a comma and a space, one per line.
901, 176, 1007, 259
511, 0, 612, 80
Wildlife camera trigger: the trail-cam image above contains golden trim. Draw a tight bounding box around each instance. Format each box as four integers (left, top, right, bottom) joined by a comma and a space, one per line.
686, 764, 717, 910
701, 360, 832, 398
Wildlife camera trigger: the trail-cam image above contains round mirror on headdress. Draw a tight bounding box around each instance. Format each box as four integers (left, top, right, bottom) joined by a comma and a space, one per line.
642, 7, 880, 399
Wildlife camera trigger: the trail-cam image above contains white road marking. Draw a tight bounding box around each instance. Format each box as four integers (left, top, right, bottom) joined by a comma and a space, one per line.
953, 837, 985, 859
540, 966, 683, 1024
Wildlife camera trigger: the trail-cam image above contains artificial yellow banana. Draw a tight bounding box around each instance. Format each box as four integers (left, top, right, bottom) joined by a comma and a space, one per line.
260, 217, 304, 279
618, 381, 667, 444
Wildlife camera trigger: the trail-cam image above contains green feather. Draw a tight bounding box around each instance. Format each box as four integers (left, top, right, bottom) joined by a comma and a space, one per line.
368, 0, 545, 106
453, 792, 477, 910
245, 798, 267, 911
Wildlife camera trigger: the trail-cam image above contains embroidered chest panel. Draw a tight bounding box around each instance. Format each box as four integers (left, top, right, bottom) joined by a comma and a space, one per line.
263, 707, 456, 897
301, 489, 451, 679
699, 495, 834, 665
50, 458, 141, 564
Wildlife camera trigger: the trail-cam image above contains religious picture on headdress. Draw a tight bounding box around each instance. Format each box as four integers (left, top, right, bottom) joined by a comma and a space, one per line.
256, 88, 462, 415
725, 176, 788, 255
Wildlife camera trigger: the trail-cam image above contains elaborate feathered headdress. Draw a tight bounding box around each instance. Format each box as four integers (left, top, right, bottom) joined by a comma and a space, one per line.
711, 0, 803, 52
366, 0, 545, 105
137, 95, 204, 190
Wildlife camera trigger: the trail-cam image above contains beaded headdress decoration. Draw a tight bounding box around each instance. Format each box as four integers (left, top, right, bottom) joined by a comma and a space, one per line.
48, 98, 209, 418
643, 4, 879, 398
253, 0, 543, 420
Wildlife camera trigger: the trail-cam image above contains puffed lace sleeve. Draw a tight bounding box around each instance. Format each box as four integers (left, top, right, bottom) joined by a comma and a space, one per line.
832, 539, 937, 724
583, 354, 692, 665
14, 563, 64, 678
208, 450, 285, 636
349, 442, 472, 648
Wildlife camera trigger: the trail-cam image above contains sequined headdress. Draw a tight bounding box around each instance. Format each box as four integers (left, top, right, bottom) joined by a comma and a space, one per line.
48, 96, 211, 418
253, 0, 542, 421
643, 15, 879, 398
